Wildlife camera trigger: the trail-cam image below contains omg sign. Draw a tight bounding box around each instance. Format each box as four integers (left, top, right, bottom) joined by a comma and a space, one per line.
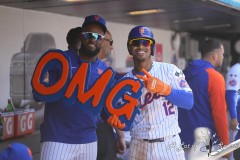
31, 50, 143, 130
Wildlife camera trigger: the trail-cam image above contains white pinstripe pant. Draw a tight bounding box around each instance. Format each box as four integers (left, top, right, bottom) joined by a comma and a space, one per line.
128, 134, 185, 160
40, 141, 97, 160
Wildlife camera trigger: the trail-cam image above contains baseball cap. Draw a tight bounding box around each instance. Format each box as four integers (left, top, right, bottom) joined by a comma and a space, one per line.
0, 143, 32, 160
82, 15, 107, 33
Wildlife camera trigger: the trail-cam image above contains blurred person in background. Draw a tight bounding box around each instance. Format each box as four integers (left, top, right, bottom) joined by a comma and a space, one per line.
98, 30, 114, 67
179, 39, 229, 159
225, 59, 240, 160
97, 29, 126, 160
66, 27, 82, 54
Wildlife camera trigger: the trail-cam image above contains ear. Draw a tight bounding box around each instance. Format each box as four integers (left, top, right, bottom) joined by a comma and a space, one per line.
213, 52, 218, 60
127, 44, 132, 55
151, 44, 155, 56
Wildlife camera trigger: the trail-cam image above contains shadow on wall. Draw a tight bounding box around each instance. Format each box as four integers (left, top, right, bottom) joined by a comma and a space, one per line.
10, 33, 56, 109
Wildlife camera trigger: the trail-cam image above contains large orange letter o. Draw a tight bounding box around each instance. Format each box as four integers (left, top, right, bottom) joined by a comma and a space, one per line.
32, 51, 69, 95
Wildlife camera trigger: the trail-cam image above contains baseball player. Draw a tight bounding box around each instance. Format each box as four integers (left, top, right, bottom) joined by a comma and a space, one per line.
178, 39, 229, 159
35, 15, 111, 160
225, 62, 240, 159
109, 26, 193, 160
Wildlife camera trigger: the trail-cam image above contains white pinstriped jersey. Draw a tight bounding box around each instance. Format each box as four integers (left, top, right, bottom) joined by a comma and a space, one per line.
226, 63, 240, 91
40, 141, 97, 160
124, 61, 192, 139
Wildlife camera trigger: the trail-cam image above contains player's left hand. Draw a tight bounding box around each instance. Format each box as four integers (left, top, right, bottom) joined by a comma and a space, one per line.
107, 115, 126, 129
136, 68, 172, 96
116, 136, 126, 155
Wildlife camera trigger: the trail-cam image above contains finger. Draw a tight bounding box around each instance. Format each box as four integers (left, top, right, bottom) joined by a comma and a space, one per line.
110, 115, 116, 125
117, 120, 126, 129
114, 116, 119, 126
142, 68, 152, 78
148, 78, 157, 89
136, 75, 148, 81
119, 123, 126, 129
143, 81, 147, 86
107, 116, 113, 124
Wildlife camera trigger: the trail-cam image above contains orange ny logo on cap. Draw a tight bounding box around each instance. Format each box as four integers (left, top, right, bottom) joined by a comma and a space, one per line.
94, 15, 99, 21
139, 27, 145, 35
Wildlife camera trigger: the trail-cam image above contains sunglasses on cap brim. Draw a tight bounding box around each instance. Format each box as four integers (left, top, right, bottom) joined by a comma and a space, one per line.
81, 32, 105, 41
129, 38, 153, 47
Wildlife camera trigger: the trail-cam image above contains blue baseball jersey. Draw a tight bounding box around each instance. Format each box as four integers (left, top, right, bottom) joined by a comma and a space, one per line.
39, 49, 109, 144
179, 60, 229, 146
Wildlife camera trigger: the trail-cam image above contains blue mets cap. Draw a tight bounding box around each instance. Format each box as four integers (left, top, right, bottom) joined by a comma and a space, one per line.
127, 26, 156, 56
128, 26, 155, 43
82, 15, 107, 33
0, 143, 32, 160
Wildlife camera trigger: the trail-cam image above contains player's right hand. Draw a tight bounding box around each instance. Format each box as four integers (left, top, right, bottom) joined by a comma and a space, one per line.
107, 115, 126, 129
43, 72, 49, 83
136, 68, 172, 96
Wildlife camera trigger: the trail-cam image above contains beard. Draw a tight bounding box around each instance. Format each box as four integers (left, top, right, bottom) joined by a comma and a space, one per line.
80, 44, 101, 57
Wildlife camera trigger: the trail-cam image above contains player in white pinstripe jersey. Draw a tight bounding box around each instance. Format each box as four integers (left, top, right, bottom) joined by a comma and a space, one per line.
123, 26, 193, 160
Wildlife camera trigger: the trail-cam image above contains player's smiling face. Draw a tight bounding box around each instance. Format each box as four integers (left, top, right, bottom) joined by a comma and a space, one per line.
128, 39, 152, 62
80, 24, 104, 57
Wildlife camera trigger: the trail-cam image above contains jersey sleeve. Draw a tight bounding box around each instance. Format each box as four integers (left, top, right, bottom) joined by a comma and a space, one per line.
165, 64, 193, 110
207, 68, 229, 145
168, 64, 192, 92
226, 90, 238, 119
